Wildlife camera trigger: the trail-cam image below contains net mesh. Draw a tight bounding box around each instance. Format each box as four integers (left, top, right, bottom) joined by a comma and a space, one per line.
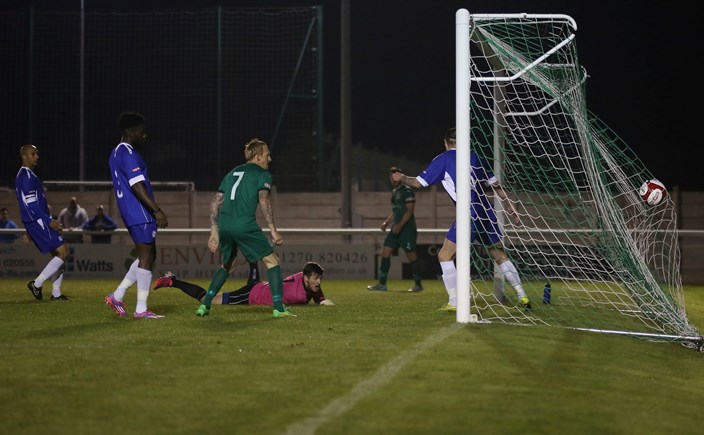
465, 14, 701, 343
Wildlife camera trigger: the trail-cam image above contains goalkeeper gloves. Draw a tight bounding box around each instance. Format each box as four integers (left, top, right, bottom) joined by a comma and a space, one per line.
319, 299, 334, 306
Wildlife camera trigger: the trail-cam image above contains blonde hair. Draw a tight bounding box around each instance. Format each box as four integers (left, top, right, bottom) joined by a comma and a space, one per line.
244, 138, 268, 162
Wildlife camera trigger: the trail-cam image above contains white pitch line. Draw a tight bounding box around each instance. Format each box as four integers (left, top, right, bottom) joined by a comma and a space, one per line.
282, 322, 464, 435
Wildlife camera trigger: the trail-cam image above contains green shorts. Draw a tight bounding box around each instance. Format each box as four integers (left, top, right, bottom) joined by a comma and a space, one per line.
218, 228, 274, 265
383, 225, 417, 252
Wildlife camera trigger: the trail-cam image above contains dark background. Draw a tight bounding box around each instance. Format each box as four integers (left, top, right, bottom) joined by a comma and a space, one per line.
3, 0, 700, 190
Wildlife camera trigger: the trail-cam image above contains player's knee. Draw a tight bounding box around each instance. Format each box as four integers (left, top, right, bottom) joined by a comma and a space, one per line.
56, 244, 71, 260
489, 246, 507, 263
437, 254, 452, 262
138, 256, 155, 270
437, 249, 454, 262
261, 254, 279, 269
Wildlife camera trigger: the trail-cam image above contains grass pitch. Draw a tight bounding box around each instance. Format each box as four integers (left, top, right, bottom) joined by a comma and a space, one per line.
1, 278, 703, 435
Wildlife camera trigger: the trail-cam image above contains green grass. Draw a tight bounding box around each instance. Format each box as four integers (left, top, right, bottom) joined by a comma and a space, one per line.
2, 278, 704, 435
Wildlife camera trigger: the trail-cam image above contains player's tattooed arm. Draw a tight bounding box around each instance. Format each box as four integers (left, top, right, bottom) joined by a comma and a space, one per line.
259, 189, 283, 245
207, 192, 224, 253
258, 190, 275, 228
210, 192, 224, 227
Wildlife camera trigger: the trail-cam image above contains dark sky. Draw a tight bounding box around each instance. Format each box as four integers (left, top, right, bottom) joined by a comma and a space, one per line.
9, 0, 701, 190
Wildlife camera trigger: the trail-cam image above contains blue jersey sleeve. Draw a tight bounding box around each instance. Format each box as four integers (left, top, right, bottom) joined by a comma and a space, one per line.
15, 168, 51, 223
417, 149, 458, 203
121, 150, 148, 187
109, 144, 155, 227
417, 150, 456, 187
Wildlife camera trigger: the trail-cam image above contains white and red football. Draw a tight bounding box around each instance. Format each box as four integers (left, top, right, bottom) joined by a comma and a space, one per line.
638, 179, 667, 206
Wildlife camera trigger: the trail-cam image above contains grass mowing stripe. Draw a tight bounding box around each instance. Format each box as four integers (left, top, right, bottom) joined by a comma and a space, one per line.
283, 322, 464, 435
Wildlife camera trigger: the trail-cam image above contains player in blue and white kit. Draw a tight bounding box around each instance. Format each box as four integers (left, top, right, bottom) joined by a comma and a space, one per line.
104, 112, 169, 319
15, 144, 70, 301
391, 127, 531, 311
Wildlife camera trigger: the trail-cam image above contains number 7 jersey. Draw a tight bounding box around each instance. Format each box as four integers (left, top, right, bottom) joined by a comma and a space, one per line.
217, 162, 272, 232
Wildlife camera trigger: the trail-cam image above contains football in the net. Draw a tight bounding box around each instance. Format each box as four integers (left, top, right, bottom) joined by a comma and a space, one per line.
638, 179, 667, 206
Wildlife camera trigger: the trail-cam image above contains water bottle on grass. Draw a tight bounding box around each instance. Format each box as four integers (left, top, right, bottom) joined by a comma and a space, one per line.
543, 283, 551, 305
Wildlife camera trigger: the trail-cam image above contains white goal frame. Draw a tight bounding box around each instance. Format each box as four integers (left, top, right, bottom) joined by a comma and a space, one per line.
455, 10, 578, 323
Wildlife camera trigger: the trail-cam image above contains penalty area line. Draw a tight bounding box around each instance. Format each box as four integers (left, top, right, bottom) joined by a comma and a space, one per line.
282, 322, 464, 435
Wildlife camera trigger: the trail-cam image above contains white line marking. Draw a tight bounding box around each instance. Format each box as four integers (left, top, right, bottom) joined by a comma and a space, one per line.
283, 323, 464, 435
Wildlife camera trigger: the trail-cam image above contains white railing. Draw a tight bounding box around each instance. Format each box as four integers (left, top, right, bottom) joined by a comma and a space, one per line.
2, 228, 704, 237
43, 180, 195, 191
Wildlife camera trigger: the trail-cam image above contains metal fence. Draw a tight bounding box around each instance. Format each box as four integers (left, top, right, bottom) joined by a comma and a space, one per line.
0, 6, 325, 191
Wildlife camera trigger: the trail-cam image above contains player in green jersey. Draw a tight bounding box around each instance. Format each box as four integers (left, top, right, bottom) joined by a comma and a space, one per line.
367, 166, 423, 292
196, 138, 292, 318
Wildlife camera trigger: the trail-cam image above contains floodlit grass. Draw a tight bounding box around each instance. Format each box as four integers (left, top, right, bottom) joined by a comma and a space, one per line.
1, 278, 703, 435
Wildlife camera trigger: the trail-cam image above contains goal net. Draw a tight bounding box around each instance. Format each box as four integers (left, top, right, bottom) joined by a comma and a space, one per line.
456, 11, 702, 346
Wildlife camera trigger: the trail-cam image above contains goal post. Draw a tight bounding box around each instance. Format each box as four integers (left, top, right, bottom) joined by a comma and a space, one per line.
455, 10, 703, 347
455, 9, 471, 323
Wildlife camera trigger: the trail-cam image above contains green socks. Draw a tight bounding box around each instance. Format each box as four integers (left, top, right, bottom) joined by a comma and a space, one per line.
379, 257, 391, 285
202, 267, 229, 308
267, 266, 285, 312
411, 259, 422, 285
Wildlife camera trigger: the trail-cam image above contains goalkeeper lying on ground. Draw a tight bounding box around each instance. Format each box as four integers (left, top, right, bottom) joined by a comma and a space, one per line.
153, 261, 334, 306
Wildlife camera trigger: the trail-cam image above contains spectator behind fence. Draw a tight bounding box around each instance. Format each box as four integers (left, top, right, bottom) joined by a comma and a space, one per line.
58, 196, 89, 243
0, 207, 19, 243
83, 205, 118, 243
